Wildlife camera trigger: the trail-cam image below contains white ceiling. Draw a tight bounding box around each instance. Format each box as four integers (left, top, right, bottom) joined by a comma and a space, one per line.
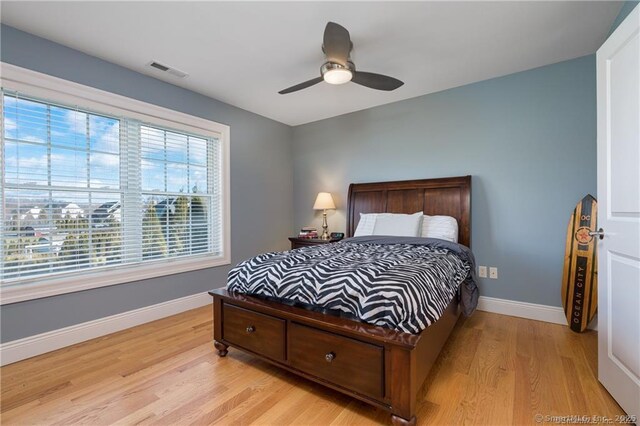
1, 1, 621, 126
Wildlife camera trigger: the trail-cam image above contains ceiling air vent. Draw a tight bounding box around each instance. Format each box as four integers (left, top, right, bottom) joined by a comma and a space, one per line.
147, 61, 188, 78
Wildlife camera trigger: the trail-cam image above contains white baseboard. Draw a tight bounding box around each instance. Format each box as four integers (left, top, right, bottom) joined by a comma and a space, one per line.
477, 295, 598, 330
477, 295, 567, 324
0, 292, 211, 366
0, 292, 596, 367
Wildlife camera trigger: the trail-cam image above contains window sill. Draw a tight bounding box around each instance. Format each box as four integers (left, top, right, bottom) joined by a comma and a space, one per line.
0, 255, 231, 305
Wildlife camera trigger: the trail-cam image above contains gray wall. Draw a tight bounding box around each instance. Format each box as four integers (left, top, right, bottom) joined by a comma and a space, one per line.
0, 25, 294, 342
292, 55, 596, 308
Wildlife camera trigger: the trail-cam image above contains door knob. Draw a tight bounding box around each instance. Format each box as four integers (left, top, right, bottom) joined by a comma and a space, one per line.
588, 228, 605, 240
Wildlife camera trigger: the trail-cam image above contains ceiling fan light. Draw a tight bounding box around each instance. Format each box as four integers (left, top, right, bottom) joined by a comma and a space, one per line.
323, 68, 353, 85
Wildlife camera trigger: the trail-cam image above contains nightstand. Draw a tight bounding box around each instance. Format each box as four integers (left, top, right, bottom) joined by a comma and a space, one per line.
288, 237, 341, 250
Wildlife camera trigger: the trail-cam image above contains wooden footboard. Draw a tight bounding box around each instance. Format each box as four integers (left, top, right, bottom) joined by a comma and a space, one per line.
209, 289, 460, 425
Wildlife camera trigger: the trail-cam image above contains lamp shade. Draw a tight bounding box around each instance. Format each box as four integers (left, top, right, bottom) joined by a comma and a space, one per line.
313, 192, 336, 210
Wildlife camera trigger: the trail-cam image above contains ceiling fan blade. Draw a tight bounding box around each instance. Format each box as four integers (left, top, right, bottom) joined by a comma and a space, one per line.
278, 77, 324, 94
323, 22, 352, 66
352, 71, 404, 91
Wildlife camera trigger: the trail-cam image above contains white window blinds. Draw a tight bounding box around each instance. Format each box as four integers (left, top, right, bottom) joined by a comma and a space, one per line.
1, 92, 223, 283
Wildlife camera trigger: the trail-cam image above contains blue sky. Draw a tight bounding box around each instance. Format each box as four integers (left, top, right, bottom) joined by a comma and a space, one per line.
4, 95, 120, 190
3, 95, 209, 195
140, 125, 208, 193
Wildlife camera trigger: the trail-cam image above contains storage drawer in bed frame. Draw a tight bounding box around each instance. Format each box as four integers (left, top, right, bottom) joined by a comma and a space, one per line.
221, 303, 286, 362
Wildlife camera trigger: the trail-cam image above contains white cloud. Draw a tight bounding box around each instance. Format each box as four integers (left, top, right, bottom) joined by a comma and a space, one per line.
6, 152, 84, 172
141, 158, 158, 171
91, 153, 119, 167
5, 154, 48, 170
91, 117, 120, 153
141, 125, 191, 162
4, 117, 17, 131
22, 135, 46, 144
58, 109, 121, 153
64, 109, 87, 133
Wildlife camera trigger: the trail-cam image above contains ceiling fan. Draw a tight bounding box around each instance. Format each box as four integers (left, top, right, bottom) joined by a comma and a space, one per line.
278, 22, 404, 94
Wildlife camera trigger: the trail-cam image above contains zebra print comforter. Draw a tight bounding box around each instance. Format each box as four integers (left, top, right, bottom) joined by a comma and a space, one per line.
227, 236, 478, 334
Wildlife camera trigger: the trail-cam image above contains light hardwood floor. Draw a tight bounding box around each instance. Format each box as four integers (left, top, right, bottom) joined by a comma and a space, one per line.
0, 306, 624, 425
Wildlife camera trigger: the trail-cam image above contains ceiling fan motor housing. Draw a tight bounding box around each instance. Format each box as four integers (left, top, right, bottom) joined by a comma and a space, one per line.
321, 61, 355, 76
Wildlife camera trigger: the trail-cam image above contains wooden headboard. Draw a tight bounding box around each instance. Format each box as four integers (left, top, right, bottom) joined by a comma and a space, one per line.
346, 175, 471, 247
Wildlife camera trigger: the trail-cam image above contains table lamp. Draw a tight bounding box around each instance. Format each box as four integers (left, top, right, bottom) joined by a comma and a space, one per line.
313, 192, 336, 240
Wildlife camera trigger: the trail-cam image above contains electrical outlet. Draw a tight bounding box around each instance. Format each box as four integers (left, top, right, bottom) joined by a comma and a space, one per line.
478, 266, 487, 278
489, 267, 498, 279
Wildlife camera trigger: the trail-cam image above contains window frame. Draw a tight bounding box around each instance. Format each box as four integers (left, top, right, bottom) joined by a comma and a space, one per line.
0, 63, 231, 305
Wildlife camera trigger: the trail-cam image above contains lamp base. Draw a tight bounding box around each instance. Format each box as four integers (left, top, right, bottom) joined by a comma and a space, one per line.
321, 210, 330, 240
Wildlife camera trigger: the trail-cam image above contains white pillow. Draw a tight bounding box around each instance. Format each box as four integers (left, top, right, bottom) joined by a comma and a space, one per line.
421, 215, 458, 242
353, 213, 385, 237
372, 212, 423, 237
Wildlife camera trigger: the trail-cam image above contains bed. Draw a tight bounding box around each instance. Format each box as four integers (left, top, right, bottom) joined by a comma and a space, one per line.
209, 175, 473, 425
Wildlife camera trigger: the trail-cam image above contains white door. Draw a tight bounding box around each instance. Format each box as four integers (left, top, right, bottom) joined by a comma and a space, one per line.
596, 5, 640, 418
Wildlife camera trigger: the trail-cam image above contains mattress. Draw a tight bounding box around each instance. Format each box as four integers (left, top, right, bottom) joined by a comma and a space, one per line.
227, 236, 479, 334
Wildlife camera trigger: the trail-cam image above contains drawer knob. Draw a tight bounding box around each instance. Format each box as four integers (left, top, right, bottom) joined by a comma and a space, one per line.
325, 352, 336, 363
246, 325, 256, 333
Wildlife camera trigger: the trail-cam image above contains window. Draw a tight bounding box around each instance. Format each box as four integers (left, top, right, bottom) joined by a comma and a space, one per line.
139, 125, 220, 259
0, 64, 230, 303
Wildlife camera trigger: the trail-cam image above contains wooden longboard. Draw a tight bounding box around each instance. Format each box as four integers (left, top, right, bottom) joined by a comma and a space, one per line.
562, 194, 598, 332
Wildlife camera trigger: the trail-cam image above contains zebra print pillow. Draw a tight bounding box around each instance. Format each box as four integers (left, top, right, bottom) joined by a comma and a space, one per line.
227, 236, 477, 334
